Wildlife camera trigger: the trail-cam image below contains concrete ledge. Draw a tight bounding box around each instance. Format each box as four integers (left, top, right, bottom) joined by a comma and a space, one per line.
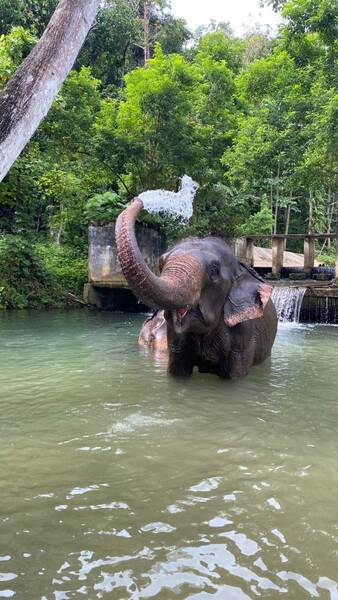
300, 292, 338, 324
88, 222, 166, 284
271, 280, 337, 291
84, 283, 149, 312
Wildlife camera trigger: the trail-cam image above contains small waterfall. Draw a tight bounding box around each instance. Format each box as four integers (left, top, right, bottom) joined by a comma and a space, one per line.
271, 287, 306, 323
323, 297, 329, 324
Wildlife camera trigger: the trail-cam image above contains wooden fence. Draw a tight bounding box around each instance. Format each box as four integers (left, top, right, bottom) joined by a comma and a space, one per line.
235, 233, 338, 283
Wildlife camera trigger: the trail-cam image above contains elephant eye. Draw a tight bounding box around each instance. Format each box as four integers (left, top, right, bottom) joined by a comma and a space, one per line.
208, 262, 220, 281
159, 255, 166, 272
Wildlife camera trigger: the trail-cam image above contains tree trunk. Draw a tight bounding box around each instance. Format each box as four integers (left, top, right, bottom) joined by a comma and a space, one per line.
56, 209, 64, 245
0, 0, 100, 182
320, 189, 335, 255
327, 185, 332, 249
274, 202, 279, 235
308, 191, 314, 234
336, 203, 338, 285
273, 160, 280, 235
120, 39, 131, 85
269, 174, 273, 235
143, 1, 151, 65
284, 192, 292, 249
284, 205, 291, 235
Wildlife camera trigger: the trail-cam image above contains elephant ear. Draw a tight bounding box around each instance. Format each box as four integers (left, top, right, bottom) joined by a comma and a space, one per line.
224, 263, 273, 327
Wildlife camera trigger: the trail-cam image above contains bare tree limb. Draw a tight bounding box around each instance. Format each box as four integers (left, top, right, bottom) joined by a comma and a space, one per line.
76, 150, 133, 196
0, 0, 100, 182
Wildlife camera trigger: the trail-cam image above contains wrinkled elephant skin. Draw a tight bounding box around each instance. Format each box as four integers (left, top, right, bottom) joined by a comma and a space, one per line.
116, 201, 278, 379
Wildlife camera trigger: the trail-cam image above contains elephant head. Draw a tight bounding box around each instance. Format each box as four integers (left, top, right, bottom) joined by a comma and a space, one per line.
115, 199, 272, 334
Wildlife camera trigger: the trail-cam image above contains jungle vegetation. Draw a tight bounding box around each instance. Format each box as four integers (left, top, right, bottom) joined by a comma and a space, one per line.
0, 0, 337, 308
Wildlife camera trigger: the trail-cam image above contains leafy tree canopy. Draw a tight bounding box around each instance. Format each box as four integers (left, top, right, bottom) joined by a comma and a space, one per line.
0, 0, 337, 307
0, 0, 57, 35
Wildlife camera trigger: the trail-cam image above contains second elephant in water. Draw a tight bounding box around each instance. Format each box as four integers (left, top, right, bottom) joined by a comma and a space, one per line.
116, 199, 278, 378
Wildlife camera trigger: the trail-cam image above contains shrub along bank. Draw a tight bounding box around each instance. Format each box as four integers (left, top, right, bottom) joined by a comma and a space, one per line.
0, 235, 87, 309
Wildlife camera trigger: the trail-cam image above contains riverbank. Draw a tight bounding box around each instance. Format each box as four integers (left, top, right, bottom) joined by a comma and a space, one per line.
0, 235, 87, 309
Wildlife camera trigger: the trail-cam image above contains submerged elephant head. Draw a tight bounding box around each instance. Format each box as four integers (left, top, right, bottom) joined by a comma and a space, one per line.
115, 199, 272, 335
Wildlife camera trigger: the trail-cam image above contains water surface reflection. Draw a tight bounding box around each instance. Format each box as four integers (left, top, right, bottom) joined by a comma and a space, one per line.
0, 311, 337, 599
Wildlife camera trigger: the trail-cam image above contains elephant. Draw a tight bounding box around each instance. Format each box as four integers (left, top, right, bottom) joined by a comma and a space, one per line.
116, 198, 278, 378
138, 310, 168, 353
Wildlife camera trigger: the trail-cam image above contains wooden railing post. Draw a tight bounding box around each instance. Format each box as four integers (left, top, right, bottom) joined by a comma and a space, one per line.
246, 238, 254, 267
234, 238, 254, 266
272, 236, 284, 278
304, 236, 315, 278
234, 238, 248, 262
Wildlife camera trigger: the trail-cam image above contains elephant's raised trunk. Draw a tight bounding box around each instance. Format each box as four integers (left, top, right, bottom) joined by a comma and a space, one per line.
115, 199, 202, 309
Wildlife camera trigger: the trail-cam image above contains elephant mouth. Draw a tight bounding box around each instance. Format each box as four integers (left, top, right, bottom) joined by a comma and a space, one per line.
175, 305, 206, 327
177, 307, 190, 320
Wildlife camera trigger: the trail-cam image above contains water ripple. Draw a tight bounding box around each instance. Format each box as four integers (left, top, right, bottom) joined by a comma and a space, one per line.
0, 312, 337, 598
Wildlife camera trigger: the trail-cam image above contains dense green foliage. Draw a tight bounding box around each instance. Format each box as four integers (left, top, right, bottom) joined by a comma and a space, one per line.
0, 0, 337, 307
0, 234, 87, 309
0, 235, 57, 308
0, 0, 57, 35
238, 197, 274, 236
34, 242, 88, 296
0, 26, 36, 85
84, 192, 127, 224
0, 236, 87, 309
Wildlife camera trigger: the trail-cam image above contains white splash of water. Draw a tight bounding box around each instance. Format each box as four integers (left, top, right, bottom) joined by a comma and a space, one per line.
272, 287, 306, 323
138, 175, 199, 221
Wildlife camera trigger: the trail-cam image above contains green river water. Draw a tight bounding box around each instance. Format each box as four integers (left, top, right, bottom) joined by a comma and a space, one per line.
0, 310, 337, 600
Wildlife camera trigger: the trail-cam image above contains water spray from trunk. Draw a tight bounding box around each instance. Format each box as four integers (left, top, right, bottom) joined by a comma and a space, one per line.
138, 175, 199, 220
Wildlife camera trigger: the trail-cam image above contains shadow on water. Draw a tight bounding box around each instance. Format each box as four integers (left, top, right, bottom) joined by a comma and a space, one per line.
0, 310, 337, 599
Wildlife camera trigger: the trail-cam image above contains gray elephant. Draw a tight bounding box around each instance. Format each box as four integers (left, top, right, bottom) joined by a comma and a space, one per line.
116, 198, 278, 378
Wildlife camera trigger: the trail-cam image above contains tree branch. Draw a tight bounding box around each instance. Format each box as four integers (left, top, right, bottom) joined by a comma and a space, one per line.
77, 150, 133, 196
0, 0, 100, 182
